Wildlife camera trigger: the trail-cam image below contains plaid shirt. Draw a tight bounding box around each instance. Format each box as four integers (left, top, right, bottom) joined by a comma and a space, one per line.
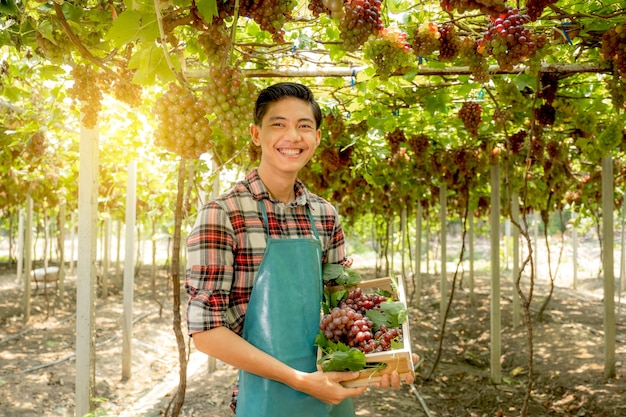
186, 168, 347, 337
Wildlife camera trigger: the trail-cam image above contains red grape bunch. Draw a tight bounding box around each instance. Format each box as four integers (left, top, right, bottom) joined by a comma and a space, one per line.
411, 22, 440, 58
438, 23, 461, 61
241, 0, 297, 43
525, 0, 558, 22
319, 287, 403, 354
339, 287, 388, 315
197, 23, 231, 66
201, 66, 258, 142
152, 83, 214, 159
339, 0, 384, 51
458, 101, 483, 137
309, 0, 344, 18
385, 128, 407, 155
601, 24, 626, 77
363, 28, 415, 80
319, 306, 378, 353
440, 0, 507, 16
478, 7, 546, 71
68, 64, 103, 129
407, 133, 430, 158
24, 131, 47, 161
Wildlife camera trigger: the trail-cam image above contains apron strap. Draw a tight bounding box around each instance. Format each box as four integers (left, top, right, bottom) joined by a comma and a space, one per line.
260, 199, 320, 241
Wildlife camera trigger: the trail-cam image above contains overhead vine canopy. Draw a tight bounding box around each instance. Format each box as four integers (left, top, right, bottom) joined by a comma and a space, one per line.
1, 0, 626, 223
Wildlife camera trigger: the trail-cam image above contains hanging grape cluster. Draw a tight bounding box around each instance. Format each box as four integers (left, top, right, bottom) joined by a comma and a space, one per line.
411, 22, 440, 58
458, 101, 483, 137
440, 0, 507, 17
212, 0, 296, 43
197, 23, 231, 66
606, 74, 626, 110
385, 128, 407, 155
363, 28, 414, 80
525, 0, 558, 22
407, 133, 430, 158
601, 24, 626, 77
438, 23, 461, 61
308, 0, 344, 18
24, 131, 47, 161
202, 66, 258, 143
459, 38, 490, 82
538, 72, 558, 104
478, 7, 546, 71
319, 288, 402, 354
68, 64, 103, 129
152, 83, 214, 159
99, 68, 142, 108
339, 0, 384, 51
534, 103, 555, 126
243, 0, 297, 43
507, 129, 527, 155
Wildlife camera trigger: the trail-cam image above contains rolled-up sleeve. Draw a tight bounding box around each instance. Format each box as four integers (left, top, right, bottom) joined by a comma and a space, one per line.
185, 202, 236, 335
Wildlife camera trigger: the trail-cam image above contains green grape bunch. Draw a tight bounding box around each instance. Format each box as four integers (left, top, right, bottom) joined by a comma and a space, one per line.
363, 28, 415, 80
152, 83, 214, 160
201, 66, 258, 143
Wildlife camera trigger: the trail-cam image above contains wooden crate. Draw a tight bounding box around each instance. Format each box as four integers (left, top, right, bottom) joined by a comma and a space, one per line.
321, 276, 416, 388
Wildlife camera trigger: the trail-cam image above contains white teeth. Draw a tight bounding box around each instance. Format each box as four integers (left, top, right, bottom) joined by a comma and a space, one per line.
280, 149, 302, 156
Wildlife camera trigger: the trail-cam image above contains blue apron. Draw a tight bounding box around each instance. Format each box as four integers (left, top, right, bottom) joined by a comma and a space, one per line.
236, 201, 354, 417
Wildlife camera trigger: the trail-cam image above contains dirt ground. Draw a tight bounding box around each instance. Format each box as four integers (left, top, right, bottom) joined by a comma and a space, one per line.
0, 251, 625, 417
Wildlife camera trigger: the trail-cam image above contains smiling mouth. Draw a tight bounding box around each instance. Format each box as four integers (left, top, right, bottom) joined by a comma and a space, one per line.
278, 148, 303, 156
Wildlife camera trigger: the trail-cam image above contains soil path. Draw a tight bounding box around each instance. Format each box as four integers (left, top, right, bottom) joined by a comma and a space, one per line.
0, 258, 625, 417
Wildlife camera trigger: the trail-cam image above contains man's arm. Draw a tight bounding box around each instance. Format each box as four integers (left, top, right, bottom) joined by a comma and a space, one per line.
192, 326, 367, 405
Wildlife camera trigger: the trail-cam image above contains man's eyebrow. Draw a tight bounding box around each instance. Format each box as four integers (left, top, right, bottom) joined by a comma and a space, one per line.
268, 116, 315, 124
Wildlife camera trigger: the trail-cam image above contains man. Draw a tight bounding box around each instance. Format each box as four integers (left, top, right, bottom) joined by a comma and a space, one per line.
186, 82, 412, 417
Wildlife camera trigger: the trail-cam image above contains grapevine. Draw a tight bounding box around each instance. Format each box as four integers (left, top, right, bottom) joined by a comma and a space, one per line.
152, 83, 214, 159
339, 0, 384, 52
363, 28, 414, 80
458, 101, 483, 137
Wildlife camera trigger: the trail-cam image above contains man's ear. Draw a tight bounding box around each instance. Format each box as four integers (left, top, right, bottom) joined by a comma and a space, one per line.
250, 124, 261, 146
315, 129, 321, 147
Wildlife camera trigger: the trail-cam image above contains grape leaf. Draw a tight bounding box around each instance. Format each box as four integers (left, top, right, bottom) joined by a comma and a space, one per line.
366, 301, 408, 329
317, 348, 366, 372
322, 263, 361, 287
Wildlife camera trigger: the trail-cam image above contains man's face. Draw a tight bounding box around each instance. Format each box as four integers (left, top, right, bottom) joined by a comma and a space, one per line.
250, 97, 321, 176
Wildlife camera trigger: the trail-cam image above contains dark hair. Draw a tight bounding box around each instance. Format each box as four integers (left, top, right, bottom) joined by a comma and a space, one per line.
254, 82, 323, 129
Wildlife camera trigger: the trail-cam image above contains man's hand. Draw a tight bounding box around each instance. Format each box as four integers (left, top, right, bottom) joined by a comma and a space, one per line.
374, 353, 419, 389
291, 370, 367, 405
